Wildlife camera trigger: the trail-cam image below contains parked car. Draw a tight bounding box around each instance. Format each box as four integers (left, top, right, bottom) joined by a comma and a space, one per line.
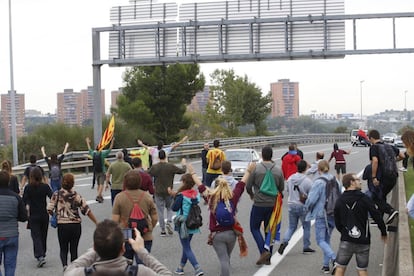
394, 136, 404, 147
382, 133, 398, 144
224, 148, 261, 180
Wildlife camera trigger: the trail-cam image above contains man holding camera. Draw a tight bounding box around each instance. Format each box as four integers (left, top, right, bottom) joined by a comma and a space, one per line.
64, 219, 171, 275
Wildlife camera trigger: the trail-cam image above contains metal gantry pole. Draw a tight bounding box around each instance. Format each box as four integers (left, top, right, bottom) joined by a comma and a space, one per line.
8, 0, 18, 165
360, 80, 364, 121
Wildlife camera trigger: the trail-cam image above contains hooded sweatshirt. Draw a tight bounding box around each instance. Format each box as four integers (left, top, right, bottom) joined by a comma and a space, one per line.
174, 189, 201, 235
334, 190, 387, 244
282, 152, 301, 180
286, 172, 313, 205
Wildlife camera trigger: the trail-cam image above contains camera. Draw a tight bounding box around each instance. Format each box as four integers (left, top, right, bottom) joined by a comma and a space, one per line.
122, 228, 135, 241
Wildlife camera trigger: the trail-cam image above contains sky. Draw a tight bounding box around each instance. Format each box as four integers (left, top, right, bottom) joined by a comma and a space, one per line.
0, 0, 414, 116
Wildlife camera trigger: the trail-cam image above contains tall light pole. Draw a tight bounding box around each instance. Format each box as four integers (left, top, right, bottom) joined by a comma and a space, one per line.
8, 0, 19, 165
360, 80, 364, 120
404, 90, 408, 111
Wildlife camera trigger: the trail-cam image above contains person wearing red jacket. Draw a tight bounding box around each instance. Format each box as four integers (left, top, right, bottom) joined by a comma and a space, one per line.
281, 144, 301, 180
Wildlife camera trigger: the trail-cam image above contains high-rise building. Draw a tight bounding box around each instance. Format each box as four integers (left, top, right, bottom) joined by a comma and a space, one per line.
57, 87, 105, 126
1, 91, 25, 144
111, 88, 122, 110
270, 79, 299, 118
187, 85, 210, 113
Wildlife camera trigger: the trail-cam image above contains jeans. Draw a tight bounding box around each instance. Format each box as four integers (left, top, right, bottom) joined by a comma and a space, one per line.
50, 178, 61, 192
205, 173, 221, 187
179, 234, 199, 269
124, 240, 152, 264
110, 189, 122, 205
315, 215, 336, 266
0, 236, 18, 276
250, 205, 274, 254
282, 204, 311, 249
154, 195, 173, 231
212, 230, 237, 276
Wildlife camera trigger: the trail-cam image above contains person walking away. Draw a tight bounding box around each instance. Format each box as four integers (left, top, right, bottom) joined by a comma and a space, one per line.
0, 170, 28, 276
278, 160, 315, 255
210, 160, 238, 189
64, 220, 172, 276
41, 142, 69, 192
122, 148, 133, 168
112, 170, 158, 262
205, 139, 226, 187
106, 151, 132, 205
22, 166, 53, 268
201, 143, 209, 185
169, 173, 204, 276
131, 157, 154, 195
281, 144, 301, 180
47, 173, 98, 271
333, 173, 387, 276
304, 160, 339, 274
306, 152, 325, 180
148, 150, 186, 236
138, 136, 188, 166
190, 162, 254, 276
86, 137, 114, 203
246, 145, 285, 266
20, 154, 47, 193
1, 160, 20, 194
328, 143, 350, 181
368, 129, 402, 224
281, 142, 304, 160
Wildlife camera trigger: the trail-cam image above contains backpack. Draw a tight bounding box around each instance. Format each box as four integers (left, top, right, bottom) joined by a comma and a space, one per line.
92, 151, 103, 173
319, 176, 341, 216
343, 199, 362, 239
186, 198, 203, 230
211, 152, 222, 170
49, 164, 61, 181
84, 264, 138, 275
377, 143, 398, 178
259, 163, 277, 196
215, 200, 235, 227
125, 192, 149, 236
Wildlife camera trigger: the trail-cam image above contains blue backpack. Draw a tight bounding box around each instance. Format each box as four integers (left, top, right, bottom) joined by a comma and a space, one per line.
215, 200, 235, 227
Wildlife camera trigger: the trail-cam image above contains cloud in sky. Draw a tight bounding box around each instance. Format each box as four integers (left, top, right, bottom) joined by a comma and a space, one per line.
0, 0, 413, 116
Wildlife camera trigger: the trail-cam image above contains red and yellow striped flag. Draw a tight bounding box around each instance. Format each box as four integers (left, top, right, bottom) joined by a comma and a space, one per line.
97, 115, 115, 151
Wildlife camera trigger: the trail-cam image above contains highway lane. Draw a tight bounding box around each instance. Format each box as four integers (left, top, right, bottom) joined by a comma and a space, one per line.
14, 143, 389, 275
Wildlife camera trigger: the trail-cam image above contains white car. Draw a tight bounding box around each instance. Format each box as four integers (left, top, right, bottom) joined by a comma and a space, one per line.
224, 148, 261, 180
394, 136, 404, 147
382, 133, 398, 144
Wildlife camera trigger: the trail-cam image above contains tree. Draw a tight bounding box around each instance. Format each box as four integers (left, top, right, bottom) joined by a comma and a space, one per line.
115, 64, 205, 143
209, 69, 271, 136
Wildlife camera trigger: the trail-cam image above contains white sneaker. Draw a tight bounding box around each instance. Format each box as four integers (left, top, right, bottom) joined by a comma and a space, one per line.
166, 223, 173, 235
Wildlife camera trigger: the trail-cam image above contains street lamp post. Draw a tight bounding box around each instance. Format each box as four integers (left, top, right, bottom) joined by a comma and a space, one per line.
404, 90, 408, 111
360, 80, 365, 120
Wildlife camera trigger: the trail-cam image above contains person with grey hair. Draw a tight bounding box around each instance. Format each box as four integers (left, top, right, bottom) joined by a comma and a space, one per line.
106, 151, 132, 205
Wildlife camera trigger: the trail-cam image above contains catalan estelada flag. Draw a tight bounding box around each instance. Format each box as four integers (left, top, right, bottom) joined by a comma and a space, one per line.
264, 192, 283, 251
97, 115, 115, 151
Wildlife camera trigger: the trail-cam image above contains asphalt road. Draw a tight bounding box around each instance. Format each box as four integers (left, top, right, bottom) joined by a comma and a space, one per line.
13, 143, 387, 276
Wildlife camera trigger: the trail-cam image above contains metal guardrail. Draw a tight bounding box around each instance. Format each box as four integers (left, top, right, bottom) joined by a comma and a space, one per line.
12, 133, 349, 176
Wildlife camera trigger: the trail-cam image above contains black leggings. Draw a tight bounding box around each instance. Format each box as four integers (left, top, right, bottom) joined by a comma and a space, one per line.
57, 223, 81, 266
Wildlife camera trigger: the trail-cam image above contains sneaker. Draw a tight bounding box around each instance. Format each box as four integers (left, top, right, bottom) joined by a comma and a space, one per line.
303, 247, 316, 254
278, 242, 288, 255
194, 267, 204, 276
37, 257, 46, 268
166, 223, 173, 235
386, 210, 399, 224
174, 267, 184, 275
331, 261, 337, 275
256, 250, 271, 265
160, 231, 167, 237
370, 220, 378, 226
264, 257, 271, 265
321, 266, 330, 274
63, 266, 68, 272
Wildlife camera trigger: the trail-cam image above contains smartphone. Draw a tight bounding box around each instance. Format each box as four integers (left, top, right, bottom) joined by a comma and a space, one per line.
122, 228, 134, 241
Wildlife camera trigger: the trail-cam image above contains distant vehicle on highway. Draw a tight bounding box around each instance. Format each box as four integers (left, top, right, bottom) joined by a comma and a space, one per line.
350, 129, 370, 147
382, 132, 398, 144
394, 136, 404, 147
224, 148, 261, 180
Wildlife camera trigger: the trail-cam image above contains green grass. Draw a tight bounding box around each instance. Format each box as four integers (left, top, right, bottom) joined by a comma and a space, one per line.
404, 169, 414, 261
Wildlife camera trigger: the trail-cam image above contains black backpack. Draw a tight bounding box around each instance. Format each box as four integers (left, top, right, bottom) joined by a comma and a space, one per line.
319, 177, 341, 216
377, 143, 398, 178
186, 198, 203, 230
92, 152, 103, 173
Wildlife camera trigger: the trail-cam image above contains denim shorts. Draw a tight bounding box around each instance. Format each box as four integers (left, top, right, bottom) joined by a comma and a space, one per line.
336, 240, 370, 270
